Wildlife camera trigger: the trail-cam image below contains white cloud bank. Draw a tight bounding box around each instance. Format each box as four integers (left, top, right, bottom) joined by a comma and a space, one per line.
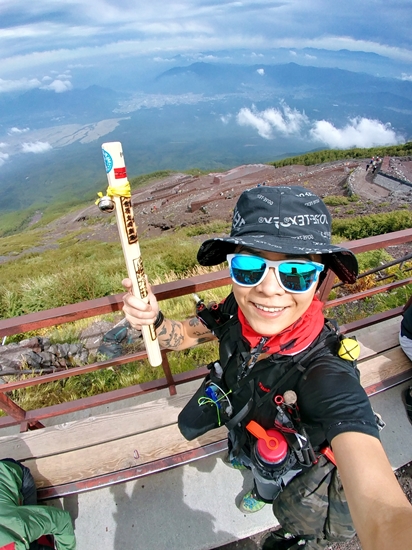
8, 127, 30, 134
310, 118, 402, 148
237, 104, 309, 139
41, 79, 73, 93
21, 141, 52, 153
0, 77, 41, 93
0, 74, 72, 94
236, 104, 404, 148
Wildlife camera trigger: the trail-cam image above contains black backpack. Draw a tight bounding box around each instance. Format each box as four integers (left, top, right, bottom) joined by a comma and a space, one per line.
178, 295, 344, 442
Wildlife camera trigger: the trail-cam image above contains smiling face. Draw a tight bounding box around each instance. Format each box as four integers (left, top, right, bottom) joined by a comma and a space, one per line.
231, 248, 321, 336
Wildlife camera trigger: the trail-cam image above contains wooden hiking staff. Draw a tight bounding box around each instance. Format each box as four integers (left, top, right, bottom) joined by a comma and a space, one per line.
98, 141, 162, 367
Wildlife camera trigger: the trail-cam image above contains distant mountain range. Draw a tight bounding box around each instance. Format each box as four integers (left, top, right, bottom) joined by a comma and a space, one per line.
152, 61, 412, 99
0, 61, 411, 214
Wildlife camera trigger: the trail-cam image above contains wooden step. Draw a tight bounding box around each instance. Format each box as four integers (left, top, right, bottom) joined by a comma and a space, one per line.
25, 424, 227, 488
348, 316, 401, 360
0, 389, 196, 461
358, 347, 411, 389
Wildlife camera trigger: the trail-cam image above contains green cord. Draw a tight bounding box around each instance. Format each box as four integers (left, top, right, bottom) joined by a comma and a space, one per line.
198, 389, 232, 427
198, 396, 221, 425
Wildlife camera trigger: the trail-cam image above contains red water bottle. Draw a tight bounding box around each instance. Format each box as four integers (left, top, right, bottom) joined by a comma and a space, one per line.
246, 421, 290, 501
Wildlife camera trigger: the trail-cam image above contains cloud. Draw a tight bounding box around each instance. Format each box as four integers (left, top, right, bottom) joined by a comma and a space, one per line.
21, 141, 52, 153
401, 73, 412, 81
310, 117, 404, 148
236, 102, 405, 148
0, 152, 10, 167
237, 103, 309, 139
220, 114, 232, 124
0, 72, 73, 94
257, 68, 265, 75
41, 79, 73, 93
237, 106, 273, 139
8, 127, 30, 134
153, 56, 175, 63
0, 77, 41, 93
1, 0, 412, 86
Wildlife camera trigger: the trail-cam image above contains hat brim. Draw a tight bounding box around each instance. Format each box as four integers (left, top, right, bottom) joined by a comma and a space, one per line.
197, 235, 358, 284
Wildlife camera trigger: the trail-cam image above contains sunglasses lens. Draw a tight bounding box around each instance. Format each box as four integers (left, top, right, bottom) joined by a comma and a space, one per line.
278, 262, 321, 292
230, 255, 267, 286
228, 255, 323, 291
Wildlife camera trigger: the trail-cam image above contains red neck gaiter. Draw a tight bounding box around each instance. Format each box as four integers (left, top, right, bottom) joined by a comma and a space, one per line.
237, 295, 325, 355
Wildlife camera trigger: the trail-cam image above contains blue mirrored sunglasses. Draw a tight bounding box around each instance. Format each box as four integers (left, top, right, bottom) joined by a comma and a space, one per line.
227, 254, 324, 293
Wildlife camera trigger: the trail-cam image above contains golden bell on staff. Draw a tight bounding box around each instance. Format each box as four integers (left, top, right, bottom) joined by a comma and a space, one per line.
97, 195, 115, 213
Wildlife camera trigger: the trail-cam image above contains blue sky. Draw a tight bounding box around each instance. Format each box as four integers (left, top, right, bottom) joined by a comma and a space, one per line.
1, 0, 412, 94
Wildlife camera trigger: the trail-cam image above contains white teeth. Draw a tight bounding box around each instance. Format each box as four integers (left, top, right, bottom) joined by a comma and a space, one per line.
255, 304, 284, 313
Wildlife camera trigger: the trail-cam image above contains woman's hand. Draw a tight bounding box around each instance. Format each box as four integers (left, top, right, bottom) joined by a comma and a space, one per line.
122, 278, 216, 350
122, 278, 159, 330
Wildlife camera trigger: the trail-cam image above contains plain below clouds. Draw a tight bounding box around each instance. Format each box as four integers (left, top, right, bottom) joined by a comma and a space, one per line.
236, 103, 404, 148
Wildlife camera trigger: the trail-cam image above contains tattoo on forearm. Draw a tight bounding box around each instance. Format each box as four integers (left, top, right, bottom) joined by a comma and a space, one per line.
189, 316, 211, 338
197, 337, 211, 344
158, 320, 184, 349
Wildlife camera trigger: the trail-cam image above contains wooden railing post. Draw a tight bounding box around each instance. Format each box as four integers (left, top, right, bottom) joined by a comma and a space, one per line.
318, 270, 337, 303
161, 350, 177, 396
0, 392, 26, 422
0, 392, 45, 431
0, 393, 44, 432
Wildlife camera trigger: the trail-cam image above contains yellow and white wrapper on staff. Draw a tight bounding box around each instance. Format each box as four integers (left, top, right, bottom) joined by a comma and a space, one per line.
100, 141, 162, 367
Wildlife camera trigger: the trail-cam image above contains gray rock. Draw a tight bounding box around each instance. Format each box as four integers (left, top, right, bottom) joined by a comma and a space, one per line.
48, 344, 59, 355
0, 345, 25, 369
59, 343, 70, 357
41, 337, 51, 350
21, 350, 43, 368
0, 358, 20, 372
68, 343, 82, 356
39, 351, 56, 367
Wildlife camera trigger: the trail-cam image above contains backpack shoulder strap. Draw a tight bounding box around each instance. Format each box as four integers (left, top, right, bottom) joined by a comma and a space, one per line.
247, 320, 341, 411
195, 292, 237, 337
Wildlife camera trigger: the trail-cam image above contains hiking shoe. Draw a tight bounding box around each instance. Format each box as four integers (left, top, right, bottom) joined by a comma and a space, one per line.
238, 489, 266, 513
222, 453, 247, 470
261, 531, 306, 549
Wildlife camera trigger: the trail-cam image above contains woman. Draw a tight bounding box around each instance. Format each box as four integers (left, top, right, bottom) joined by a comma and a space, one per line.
123, 185, 412, 550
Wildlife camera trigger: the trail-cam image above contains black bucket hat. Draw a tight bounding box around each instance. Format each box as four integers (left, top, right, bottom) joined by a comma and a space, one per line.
197, 185, 358, 284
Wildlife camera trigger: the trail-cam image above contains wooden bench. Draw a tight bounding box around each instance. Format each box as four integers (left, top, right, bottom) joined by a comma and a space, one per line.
0, 312, 410, 501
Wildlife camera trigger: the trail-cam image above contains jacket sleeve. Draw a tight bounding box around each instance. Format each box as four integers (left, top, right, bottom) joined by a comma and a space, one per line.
16, 505, 76, 550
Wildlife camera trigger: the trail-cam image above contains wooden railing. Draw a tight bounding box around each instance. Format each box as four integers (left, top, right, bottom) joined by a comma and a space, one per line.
0, 228, 411, 432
